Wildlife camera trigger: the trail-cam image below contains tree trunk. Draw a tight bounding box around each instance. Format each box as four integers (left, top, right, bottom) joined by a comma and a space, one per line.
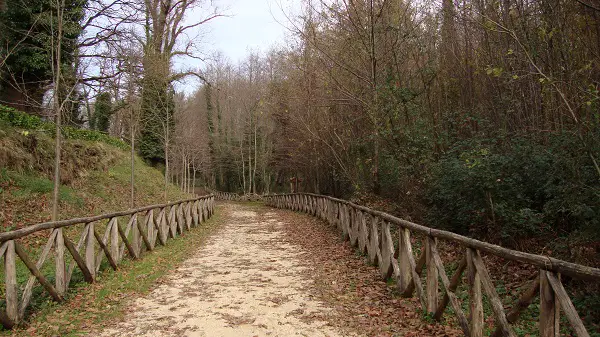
51, 0, 65, 222
253, 115, 258, 194
181, 152, 186, 191
369, 0, 380, 196
130, 124, 135, 208
192, 163, 197, 195
241, 140, 246, 193
164, 138, 169, 202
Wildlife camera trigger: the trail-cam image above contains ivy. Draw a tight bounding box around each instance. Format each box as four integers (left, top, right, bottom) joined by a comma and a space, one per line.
0, 105, 129, 150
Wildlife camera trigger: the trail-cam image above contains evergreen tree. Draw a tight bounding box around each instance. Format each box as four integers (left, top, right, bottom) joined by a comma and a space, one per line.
93, 92, 112, 132
139, 73, 175, 163
0, 0, 86, 113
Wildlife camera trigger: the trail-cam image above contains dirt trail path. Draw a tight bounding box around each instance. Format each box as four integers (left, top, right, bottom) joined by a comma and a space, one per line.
97, 203, 343, 337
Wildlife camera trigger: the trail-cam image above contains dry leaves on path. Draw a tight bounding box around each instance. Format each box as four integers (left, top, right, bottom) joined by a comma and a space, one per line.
272, 207, 462, 337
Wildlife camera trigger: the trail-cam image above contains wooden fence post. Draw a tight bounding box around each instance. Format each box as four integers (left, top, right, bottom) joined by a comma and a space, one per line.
55, 228, 66, 295
131, 215, 140, 256
467, 248, 483, 337
177, 206, 185, 234
379, 221, 395, 280
304, 195, 308, 213
368, 216, 380, 266
160, 209, 169, 244
348, 208, 357, 246
426, 236, 438, 314
110, 218, 119, 263
185, 202, 192, 230
356, 211, 367, 254
168, 206, 177, 238
4, 240, 18, 325
397, 228, 413, 295
192, 201, 199, 226
540, 270, 559, 337
85, 223, 95, 281
197, 201, 204, 223
398, 227, 412, 292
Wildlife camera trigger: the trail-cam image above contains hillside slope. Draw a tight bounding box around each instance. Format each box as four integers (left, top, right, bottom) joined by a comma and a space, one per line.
0, 107, 191, 232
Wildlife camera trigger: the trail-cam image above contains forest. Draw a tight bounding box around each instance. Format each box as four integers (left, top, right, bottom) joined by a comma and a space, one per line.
1, 0, 599, 261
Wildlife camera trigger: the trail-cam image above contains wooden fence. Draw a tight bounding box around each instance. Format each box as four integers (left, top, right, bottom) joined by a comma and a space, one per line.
265, 193, 600, 337
0, 195, 214, 329
214, 191, 262, 202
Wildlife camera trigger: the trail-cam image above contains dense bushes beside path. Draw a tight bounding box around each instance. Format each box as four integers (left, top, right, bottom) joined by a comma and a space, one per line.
424, 133, 599, 258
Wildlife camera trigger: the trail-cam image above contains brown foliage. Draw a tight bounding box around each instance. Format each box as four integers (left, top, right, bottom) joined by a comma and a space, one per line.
276, 207, 462, 336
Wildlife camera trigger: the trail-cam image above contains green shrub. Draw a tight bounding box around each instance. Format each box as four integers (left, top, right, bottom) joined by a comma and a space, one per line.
425, 134, 600, 246
0, 105, 128, 150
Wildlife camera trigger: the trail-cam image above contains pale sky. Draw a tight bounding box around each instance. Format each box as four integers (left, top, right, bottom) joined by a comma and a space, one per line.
204, 0, 300, 63
174, 0, 301, 92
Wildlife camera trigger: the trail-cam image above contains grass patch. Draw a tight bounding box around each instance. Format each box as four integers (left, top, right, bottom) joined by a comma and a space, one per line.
0, 145, 190, 232
1, 169, 83, 208
3, 208, 223, 336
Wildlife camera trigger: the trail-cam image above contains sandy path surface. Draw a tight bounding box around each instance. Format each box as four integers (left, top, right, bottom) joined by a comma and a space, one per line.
97, 203, 342, 337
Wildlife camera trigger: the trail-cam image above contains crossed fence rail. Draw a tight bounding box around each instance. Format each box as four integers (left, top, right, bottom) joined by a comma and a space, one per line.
0, 194, 214, 328
214, 191, 263, 202
265, 193, 600, 337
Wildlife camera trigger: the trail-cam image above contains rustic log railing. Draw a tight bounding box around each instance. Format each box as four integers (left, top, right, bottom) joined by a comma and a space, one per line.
0, 195, 215, 329
265, 193, 600, 337
214, 191, 241, 201
214, 191, 262, 201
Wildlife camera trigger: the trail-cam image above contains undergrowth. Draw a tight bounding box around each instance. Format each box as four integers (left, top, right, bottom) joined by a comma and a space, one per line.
0, 128, 189, 232
0, 105, 128, 150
